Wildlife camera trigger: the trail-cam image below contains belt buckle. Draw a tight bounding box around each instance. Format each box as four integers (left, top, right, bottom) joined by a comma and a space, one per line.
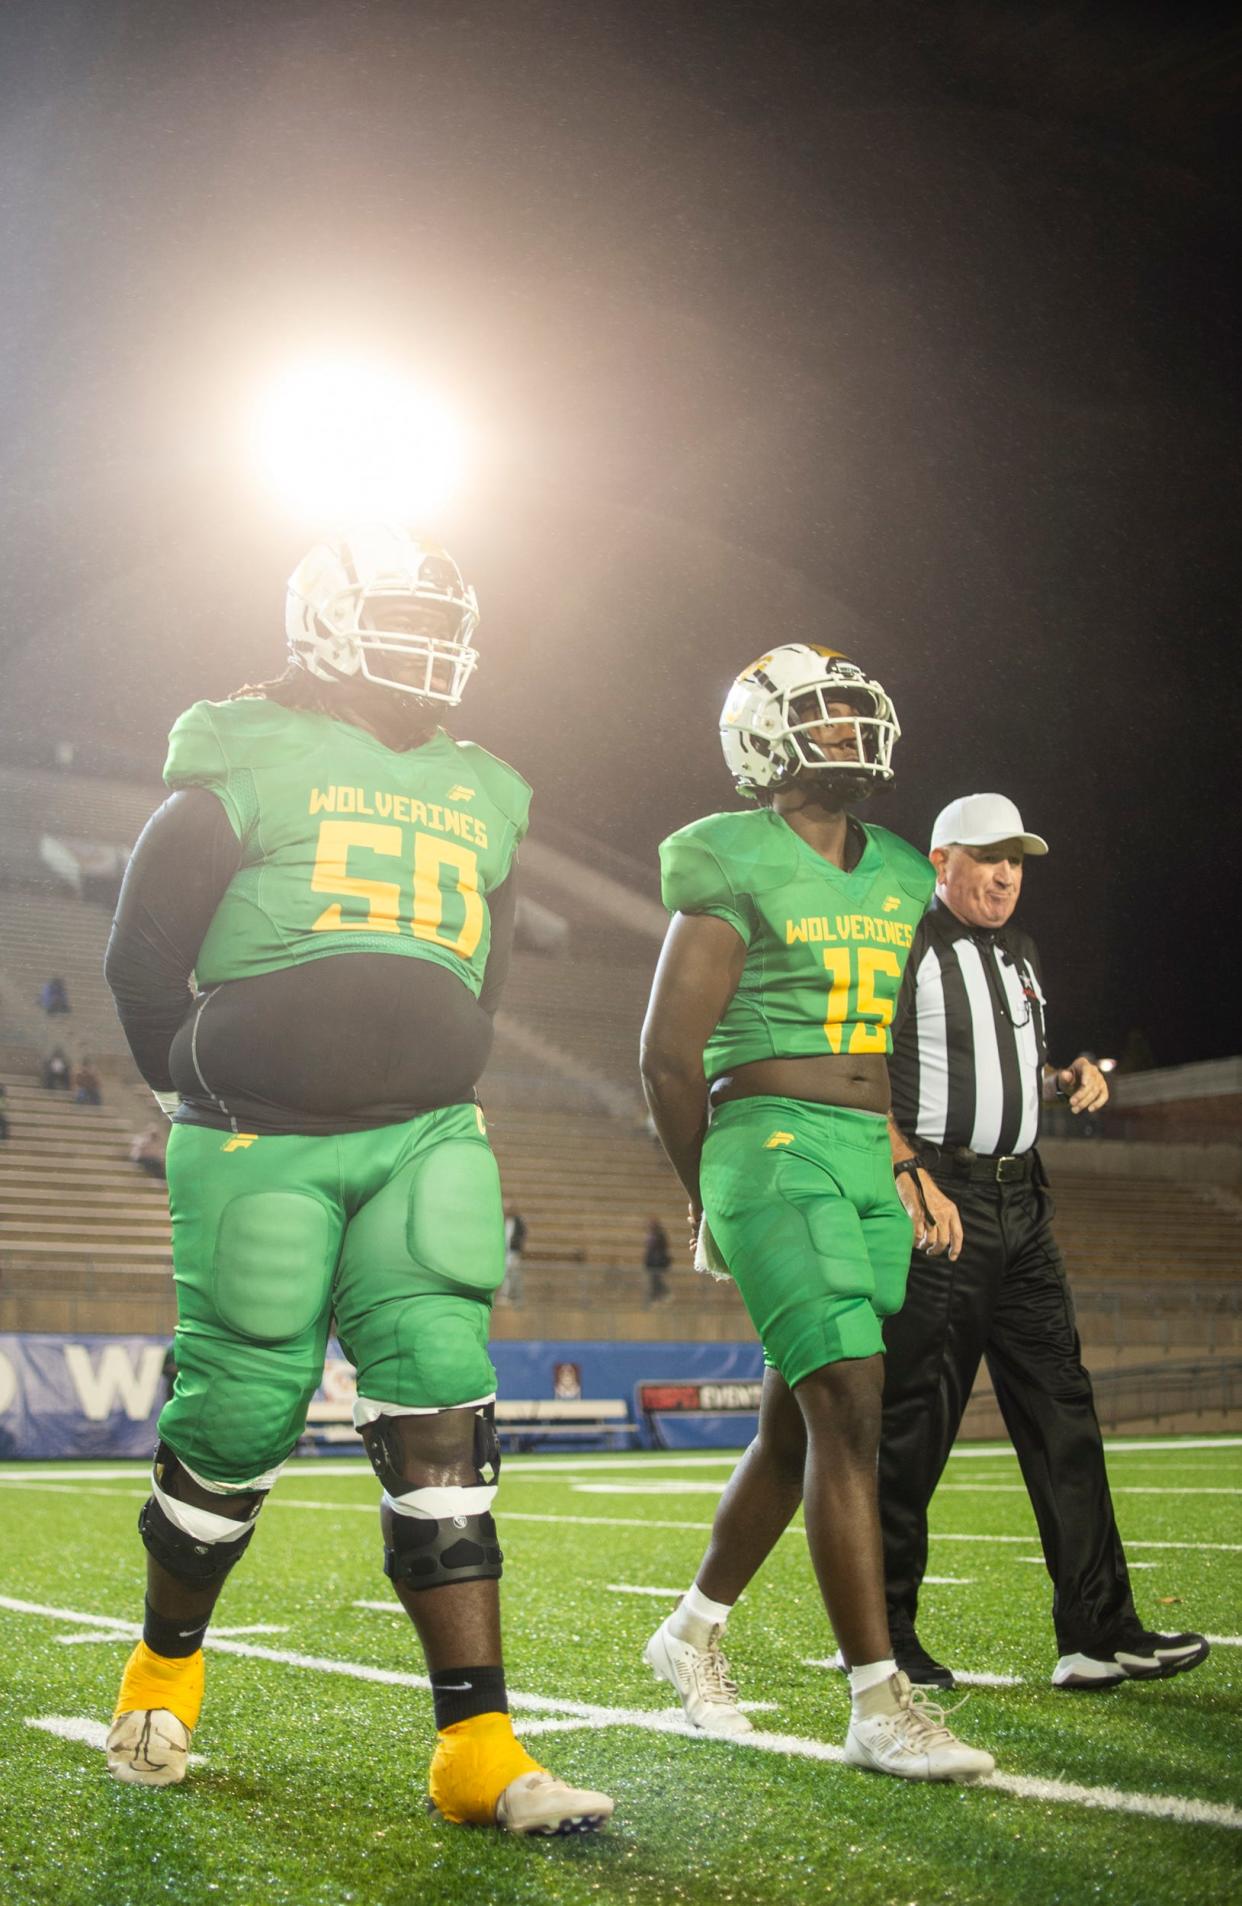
994, 1154, 1023, 1183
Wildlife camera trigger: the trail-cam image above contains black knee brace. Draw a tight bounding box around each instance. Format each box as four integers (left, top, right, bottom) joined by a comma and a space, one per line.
381, 1506, 503, 1590
138, 1493, 256, 1588
139, 1440, 265, 1589
362, 1402, 502, 1496
363, 1404, 504, 1591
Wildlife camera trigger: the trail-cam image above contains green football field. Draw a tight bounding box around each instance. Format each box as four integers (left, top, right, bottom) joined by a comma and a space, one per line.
2, 1438, 1239, 1906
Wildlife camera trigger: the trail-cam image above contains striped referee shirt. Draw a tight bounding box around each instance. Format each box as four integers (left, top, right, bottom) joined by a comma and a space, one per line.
889, 898, 1049, 1157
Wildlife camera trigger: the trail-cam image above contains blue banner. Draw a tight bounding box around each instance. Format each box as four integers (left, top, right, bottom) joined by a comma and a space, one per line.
0, 1334, 169, 1459
0, 1334, 762, 1459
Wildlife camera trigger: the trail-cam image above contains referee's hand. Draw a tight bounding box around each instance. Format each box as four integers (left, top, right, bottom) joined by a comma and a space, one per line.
896, 1168, 963, 1260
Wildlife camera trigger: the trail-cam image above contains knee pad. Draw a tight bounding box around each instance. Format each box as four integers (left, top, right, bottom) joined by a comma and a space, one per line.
140, 1441, 267, 1589
362, 1404, 503, 1591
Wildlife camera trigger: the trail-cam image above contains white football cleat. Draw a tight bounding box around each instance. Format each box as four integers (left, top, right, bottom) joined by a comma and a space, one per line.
495, 1771, 615, 1835
643, 1617, 754, 1737
844, 1671, 994, 1783
106, 1708, 192, 1786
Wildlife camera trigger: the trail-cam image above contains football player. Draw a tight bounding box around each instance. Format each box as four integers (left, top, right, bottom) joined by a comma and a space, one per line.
638, 645, 995, 1782
103, 524, 613, 1835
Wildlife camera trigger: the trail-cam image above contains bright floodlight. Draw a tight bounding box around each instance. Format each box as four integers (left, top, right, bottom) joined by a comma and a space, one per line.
254, 361, 464, 522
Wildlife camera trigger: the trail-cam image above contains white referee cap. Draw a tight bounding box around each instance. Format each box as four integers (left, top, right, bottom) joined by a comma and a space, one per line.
930, 793, 1049, 856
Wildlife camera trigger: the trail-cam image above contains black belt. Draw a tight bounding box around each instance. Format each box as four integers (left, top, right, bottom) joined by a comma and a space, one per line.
917, 1144, 1035, 1185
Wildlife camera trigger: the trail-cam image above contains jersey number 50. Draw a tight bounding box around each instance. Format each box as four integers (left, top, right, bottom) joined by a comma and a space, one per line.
822, 947, 901, 1054
309, 819, 484, 958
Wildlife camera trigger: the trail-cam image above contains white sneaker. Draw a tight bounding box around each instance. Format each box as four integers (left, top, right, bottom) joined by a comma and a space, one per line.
106, 1708, 192, 1786
844, 1671, 994, 1783
1053, 1628, 1209, 1690
643, 1617, 754, 1737
495, 1771, 615, 1835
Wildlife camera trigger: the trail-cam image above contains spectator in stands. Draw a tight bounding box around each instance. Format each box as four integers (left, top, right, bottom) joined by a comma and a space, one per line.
642, 1217, 671, 1306
130, 1123, 168, 1181
500, 1205, 526, 1306
40, 975, 70, 1015
72, 1058, 103, 1106
42, 1047, 71, 1091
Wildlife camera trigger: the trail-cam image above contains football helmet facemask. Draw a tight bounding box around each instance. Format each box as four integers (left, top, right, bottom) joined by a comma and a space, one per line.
720, 644, 899, 792
286, 525, 480, 705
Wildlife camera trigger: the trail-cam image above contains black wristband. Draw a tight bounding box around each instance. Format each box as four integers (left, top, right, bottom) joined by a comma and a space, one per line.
893, 1156, 934, 1226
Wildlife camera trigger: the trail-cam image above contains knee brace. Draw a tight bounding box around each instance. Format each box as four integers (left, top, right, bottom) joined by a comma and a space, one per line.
362, 1404, 504, 1591
139, 1440, 268, 1589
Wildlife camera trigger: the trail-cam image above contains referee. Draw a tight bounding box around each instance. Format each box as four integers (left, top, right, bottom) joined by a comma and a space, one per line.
881, 793, 1209, 1692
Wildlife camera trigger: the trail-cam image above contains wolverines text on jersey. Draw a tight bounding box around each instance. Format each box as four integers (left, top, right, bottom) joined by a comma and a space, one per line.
165, 698, 530, 997
659, 808, 933, 1077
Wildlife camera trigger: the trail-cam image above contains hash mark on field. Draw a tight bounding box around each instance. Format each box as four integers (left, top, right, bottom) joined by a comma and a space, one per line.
5, 1599, 1238, 1831
25, 1715, 206, 1765
923, 1576, 975, 1585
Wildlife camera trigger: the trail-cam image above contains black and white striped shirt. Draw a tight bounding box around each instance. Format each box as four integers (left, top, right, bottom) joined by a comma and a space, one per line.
889, 898, 1049, 1157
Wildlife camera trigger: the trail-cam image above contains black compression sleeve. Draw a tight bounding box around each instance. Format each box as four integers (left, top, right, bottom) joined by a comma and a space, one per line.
477, 863, 517, 1015
104, 788, 244, 1089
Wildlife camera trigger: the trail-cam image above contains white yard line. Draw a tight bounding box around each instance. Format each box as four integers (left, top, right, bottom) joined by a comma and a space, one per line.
804, 1658, 1024, 1688
2, 1438, 1237, 1486
25, 1715, 206, 1764
5, 1594, 1238, 1831
605, 1584, 693, 1598
1, 1478, 1237, 1552
1204, 1635, 1242, 1646
936, 1485, 1242, 1496
923, 1576, 975, 1585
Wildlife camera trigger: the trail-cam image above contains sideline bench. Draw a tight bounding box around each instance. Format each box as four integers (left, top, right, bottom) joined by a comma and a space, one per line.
299, 1396, 637, 1454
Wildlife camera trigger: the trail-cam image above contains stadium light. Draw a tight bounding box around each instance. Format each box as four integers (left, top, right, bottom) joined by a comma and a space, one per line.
253, 359, 465, 523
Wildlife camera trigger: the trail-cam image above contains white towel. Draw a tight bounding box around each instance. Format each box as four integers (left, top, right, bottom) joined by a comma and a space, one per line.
693, 1219, 729, 1280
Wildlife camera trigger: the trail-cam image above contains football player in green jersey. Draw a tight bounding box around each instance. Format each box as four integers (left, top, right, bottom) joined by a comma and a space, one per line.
640, 644, 994, 1782
103, 524, 613, 1835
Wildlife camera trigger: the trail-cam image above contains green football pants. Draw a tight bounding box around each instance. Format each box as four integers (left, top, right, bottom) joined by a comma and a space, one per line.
699, 1096, 913, 1387
159, 1103, 505, 1486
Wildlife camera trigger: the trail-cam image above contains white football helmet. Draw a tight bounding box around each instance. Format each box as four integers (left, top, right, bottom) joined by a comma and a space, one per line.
285, 524, 480, 705
720, 644, 900, 791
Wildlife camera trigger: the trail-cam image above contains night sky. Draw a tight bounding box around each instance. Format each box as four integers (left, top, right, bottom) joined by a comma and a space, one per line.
1, 2, 1238, 1064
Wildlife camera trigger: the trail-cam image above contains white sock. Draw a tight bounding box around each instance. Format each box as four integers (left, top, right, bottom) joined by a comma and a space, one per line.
668, 1582, 734, 1649
848, 1658, 898, 1707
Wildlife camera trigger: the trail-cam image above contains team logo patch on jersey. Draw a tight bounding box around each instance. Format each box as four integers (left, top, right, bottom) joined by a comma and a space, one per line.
763, 1130, 795, 1149
882, 895, 901, 912
447, 784, 476, 801
221, 1133, 259, 1152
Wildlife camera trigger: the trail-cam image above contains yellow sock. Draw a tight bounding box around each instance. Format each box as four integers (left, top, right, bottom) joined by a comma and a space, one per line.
113, 1641, 205, 1732
428, 1711, 544, 1825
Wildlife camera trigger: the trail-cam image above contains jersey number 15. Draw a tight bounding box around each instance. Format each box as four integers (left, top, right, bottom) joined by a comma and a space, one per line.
822, 947, 901, 1054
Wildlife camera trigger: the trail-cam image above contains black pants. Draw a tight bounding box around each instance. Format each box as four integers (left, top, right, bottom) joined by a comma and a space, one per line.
878, 1166, 1138, 1656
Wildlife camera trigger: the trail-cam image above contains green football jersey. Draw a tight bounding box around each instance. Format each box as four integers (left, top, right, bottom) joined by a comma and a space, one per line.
164, 698, 530, 996
659, 808, 934, 1074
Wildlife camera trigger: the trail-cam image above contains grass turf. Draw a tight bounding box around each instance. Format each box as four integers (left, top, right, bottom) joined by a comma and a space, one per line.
1, 1437, 1239, 1906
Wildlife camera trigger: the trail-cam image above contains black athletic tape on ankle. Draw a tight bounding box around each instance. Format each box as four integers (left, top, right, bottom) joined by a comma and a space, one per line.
143, 1598, 208, 1659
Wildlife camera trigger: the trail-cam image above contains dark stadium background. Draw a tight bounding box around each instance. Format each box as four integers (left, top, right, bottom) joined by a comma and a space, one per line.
0, 0, 1238, 1065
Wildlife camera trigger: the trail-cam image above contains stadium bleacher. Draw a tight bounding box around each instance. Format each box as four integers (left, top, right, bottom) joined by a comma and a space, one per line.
0, 760, 1240, 1430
